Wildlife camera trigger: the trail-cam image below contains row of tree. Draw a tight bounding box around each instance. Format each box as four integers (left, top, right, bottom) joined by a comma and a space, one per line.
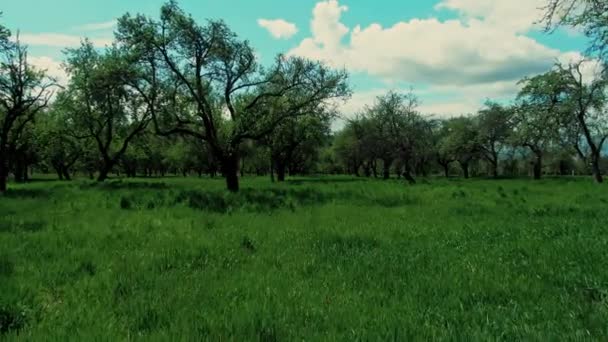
1, 1, 607, 193
335, 63, 608, 183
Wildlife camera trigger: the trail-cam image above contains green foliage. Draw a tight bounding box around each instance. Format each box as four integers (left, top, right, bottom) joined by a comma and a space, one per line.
58, 40, 152, 181
2, 176, 608, 339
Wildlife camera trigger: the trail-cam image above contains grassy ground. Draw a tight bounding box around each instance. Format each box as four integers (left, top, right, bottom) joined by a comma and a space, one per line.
1, 175, 607, 340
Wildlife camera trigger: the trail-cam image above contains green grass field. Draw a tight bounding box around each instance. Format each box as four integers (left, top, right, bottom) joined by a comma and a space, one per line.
1, 176, 608, 340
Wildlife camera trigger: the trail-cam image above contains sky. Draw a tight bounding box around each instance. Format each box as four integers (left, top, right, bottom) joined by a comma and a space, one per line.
0, 0, 593, 123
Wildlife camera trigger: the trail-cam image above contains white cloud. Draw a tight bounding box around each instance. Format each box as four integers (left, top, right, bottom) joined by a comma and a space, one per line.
28, 55, 68, 86
290, 0, 585, 118
289, 1, 560, 86
257, 19, 298, 39
434, 0, 546, 33
310, 0, 349, 48
16, 33, 112, 48
75, 20, 116, 31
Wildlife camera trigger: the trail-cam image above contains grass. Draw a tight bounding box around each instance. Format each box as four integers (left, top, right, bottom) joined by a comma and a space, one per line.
1, 175, 608, 340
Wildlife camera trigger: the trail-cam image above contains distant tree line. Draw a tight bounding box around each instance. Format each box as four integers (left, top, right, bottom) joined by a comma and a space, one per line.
1, 1, 607, 193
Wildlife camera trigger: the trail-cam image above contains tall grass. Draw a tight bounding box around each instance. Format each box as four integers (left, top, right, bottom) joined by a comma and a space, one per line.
1, 176, 607, 339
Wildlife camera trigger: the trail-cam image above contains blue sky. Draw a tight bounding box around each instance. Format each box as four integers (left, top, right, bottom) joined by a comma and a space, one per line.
1, 0, 591, 121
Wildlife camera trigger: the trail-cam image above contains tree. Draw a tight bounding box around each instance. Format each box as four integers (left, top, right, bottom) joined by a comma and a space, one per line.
363, 91, 422, 183
409, 118, 436, 178
557, 61, 608, 182
434, 120, 455, 178
37, 109, 82, 180
264, 112, 332, 181
0, 38, 54, 192
334, 120, 365, 176
476, 102, 512, 178
513, 71, 566, 179
60, 41, 152, 182
441, 117, 479, 179
116, 2, 349, 191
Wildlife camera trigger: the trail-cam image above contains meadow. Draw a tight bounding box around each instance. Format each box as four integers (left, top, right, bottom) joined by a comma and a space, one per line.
1, 176, 607, 340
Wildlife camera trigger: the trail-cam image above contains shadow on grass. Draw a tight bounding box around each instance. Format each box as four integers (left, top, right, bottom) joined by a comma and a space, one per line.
118, 186, 419, 213
174, 187, 341, 213
0, 219, 46, 233
16, 178, 60, 183
0, 306, 27, 335
1, 188, 49, 199
80, 180, 170, 191
286, 177, 367, 185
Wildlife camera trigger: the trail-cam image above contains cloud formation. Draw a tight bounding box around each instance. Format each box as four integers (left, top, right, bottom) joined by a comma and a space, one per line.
28, 55, 68, 86
16, 33, 112, 48
258, 18, 298, 39
75, 20, 116, 31
289, 0, 577, 117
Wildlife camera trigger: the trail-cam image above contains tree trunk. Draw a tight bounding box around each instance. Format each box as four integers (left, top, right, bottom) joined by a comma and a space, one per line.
353, 162, 361, 177
222, 155, 240, 192
54, 165, 64, 180
460, 162, 470, 179
276, 161, 286, 182
591, 154, 603, 183
63, 167, 72, 181
270, 158, 275, 183
559, 160, 568, 176
383, 159, 392, 180
421, 163, 429, 178
443, 164, 449, 178
490, 160, 498, 178
97, 162, 113, 182
403, 160, 416, 185
97, 170, 109, 182
533, 152, 542, 180
0, 149, 8, 193
14, 161, 24, 183
0, 162, 6, 193
225, 169, 239, 192
363, 163, 371, 177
